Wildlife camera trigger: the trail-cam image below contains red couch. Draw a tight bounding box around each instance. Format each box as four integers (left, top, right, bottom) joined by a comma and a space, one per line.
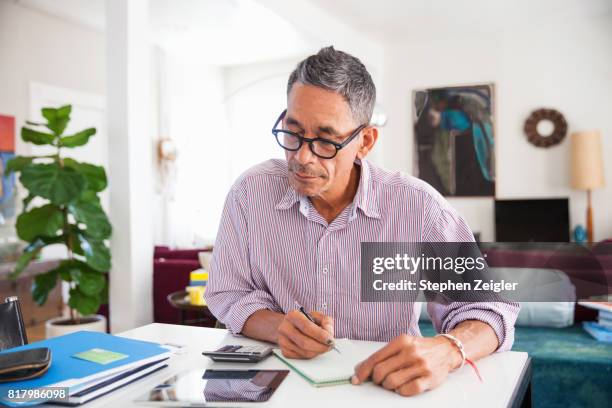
153, 246, 213, 325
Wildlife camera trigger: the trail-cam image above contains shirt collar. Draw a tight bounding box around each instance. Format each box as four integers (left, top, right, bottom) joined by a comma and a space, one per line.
274, 159, 380, 220
351, 159, 381, 220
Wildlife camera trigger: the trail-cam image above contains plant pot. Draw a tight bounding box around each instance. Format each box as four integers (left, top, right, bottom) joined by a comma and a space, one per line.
45, 314, 107, 338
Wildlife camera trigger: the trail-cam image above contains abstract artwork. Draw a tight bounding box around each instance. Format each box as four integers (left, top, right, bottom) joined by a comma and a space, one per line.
0, 114, 17, 221
413, 84, 495, 197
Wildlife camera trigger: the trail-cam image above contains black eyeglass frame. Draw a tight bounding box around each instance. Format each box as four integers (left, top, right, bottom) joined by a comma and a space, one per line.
271, 109, 368, 159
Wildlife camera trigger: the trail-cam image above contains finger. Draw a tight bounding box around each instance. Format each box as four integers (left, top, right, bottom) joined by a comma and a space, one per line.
310, 311, 334, 338
395, 377, 431, 397
283, 320, 331, 354
371, 353, 419, 385
352, 337, 408, 384
279, 333, 320, 359
287, 310, 333, 346
278, 335, 310, 359
381, 363, 426, 390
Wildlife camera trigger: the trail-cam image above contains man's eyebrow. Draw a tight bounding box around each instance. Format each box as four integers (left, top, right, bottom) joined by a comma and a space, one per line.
285, 116, 342, 139
285, 116, 304, 130
317, 126, 341, 138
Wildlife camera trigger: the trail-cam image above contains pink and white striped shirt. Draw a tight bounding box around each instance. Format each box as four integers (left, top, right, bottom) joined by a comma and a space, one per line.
206, 159, 519, 351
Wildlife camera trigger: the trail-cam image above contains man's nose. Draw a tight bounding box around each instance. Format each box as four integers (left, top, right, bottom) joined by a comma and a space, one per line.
294, 140, 315, 163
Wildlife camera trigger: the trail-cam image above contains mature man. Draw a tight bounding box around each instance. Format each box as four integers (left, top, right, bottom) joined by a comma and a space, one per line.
206, 46, 519, 397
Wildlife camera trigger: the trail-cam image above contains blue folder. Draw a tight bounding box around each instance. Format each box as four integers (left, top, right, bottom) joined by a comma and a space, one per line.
0, 331, 169, 405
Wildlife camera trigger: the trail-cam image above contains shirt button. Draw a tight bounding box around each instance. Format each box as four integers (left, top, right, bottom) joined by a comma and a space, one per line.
323, 267, 328, 274
322, 303, 327, 309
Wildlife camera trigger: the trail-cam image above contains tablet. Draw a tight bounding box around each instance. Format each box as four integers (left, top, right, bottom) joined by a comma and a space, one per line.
134, 369, 289, 406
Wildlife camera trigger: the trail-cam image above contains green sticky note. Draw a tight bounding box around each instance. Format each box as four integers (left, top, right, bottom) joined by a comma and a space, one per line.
73, 348, 129, 365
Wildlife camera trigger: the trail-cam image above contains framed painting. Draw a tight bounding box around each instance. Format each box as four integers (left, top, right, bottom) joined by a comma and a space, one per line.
0, 114, 16, 221
413, 84, 495, 197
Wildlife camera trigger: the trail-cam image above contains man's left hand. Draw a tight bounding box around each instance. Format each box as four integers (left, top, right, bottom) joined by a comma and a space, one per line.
351, 334, 462, 397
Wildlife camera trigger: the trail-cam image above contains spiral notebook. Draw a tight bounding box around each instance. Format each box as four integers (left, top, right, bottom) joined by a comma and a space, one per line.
273, 338, 385, 387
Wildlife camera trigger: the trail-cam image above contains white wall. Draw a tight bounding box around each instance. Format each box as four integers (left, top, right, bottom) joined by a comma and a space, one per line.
0, 1, 105, 241
224, 58, 298, 181
377, 11, 612, 241
0, 1, 105, 142
160, 56, 232, 247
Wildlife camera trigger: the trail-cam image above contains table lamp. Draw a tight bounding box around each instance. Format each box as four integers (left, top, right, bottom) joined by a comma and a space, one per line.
570, 130, 605, 243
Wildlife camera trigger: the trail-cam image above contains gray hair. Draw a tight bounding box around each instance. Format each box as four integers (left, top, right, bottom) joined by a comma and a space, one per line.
287, 46, 376, 125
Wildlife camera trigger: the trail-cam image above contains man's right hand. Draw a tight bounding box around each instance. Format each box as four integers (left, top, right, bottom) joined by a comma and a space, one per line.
277, 310, 335, 359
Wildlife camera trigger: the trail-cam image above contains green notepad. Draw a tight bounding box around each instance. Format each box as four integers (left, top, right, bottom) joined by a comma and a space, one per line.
273, 338, 385, 387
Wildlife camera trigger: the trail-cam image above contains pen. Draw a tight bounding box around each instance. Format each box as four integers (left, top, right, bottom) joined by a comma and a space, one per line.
295, 302, 341, 354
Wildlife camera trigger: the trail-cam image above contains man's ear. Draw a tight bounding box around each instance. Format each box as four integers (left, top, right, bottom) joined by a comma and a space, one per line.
356, 127, 378, 160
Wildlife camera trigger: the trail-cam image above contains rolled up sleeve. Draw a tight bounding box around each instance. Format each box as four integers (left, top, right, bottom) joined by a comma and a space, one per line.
425, 200, 521, 352
205, 186, 281, 335
428, 301, 520, 351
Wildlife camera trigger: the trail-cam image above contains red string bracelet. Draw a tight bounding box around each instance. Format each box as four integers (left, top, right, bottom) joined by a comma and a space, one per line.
437, 334, 483, 382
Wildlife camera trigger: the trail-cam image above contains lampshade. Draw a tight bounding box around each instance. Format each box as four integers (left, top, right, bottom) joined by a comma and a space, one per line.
570, 130, 605, 190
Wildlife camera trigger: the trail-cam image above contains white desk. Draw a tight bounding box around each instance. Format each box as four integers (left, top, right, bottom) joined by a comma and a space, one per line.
66, 324, 530, 408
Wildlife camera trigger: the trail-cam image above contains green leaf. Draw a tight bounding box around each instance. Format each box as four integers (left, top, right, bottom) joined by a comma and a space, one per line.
15, 204, 64, 241
73, 269, 105, 296
57, 265, 72, 281
4, 156, 35, 175
56, 105, 72, 118
69, 199, 111, 239
60, 128, 96, 148
11, 235, 69, 280
42, 105, 71, 135
68, 287, 101, 316
78, 234, 111, 272
20, 163, 86, 205
53, 259, 105, 296
10, 240, 45, 278
80, 190, 101, 204
63, 159, 107, 192
21, 127, 56, 145
32, 270, 58, 305
98, 281, 108, 304
41, 107, 57, 122
67, 225, 85, 256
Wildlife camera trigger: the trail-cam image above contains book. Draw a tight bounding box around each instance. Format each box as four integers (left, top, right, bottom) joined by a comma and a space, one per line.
599, 309, 612, 321
0, 331, 171, 406
273, 338, 384, 387
53, 359, 169, 406
583, 322, 612, 343
598, 315, 612, 329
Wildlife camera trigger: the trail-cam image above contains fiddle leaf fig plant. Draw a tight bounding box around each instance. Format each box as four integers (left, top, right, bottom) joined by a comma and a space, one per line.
7, 105, 111, 322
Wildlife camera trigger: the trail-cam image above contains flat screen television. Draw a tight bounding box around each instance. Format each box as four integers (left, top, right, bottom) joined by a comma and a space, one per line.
494, 198, 570, 242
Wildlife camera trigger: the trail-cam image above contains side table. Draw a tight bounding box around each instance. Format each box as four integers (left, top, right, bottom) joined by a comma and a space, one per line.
166, 290, 216, 327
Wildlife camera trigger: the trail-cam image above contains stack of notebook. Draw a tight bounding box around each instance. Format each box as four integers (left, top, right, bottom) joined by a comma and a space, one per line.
0, 331, 171, 406
273, 338, 384, 387
579, 301, 612, 343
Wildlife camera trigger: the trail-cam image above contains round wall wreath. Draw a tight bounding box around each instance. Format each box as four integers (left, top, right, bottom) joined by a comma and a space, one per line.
523, 108, 567, 148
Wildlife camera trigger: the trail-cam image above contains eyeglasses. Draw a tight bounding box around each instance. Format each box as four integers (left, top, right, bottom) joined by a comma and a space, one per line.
271, 109, 367, 159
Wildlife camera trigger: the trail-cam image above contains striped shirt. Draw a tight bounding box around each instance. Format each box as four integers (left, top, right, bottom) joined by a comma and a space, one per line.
206, 159, 519, 351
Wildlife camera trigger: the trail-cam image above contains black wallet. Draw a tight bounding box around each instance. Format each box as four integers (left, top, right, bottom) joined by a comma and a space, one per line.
0, 297, 28, 351
0, 348, 51, 383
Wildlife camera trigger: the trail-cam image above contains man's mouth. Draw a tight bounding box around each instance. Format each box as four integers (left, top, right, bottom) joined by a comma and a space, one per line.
294, 171, 318, 180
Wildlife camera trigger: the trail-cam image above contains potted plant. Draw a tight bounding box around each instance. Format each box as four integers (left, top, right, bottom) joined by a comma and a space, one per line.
7, 105, 111, 338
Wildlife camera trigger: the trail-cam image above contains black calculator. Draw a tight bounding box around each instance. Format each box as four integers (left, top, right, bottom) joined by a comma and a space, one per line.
202, 344, 273, 363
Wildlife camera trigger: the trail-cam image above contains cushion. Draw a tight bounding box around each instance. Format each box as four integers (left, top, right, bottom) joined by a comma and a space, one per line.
419, 267, 575, 328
